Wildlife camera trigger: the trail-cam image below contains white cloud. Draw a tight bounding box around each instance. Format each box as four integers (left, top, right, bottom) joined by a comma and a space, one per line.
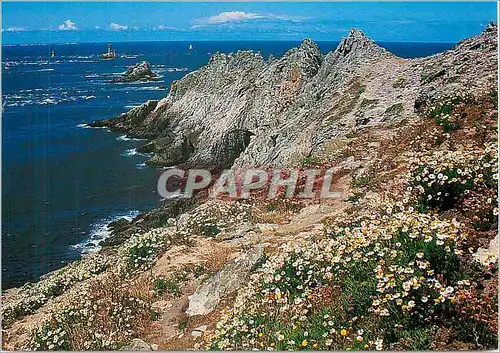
155, 25, 177, 31
2, 27, 26, 32
193, 11, 299, 28
58, 19, 77, 31
205, 11, 264, 24
109, 22, 128, 31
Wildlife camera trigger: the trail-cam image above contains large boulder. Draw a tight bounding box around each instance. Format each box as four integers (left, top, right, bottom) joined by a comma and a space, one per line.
186, 245, 265, 316
119, 338, 151, 351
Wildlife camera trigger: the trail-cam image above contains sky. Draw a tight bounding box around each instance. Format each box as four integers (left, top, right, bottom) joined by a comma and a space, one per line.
2, 2, 497, 44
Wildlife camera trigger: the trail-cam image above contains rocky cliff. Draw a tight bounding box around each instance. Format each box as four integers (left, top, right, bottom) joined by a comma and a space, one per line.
93, 26, 496, 169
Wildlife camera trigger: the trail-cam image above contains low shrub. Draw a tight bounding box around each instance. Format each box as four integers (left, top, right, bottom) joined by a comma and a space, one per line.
178, 200, 251, 238
351, 174, 374, 188
121, 228, 176, 273
153, 272, 186, 297
30, 275, 154, 350
2, 254, 110, 326
426, 96, 469, 133
298, 155, 321, 167
407, 142, 497, 211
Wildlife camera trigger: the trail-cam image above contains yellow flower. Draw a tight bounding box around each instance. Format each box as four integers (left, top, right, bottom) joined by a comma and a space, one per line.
258, 332, 263, 337
313, 343, 318, 349
301, 340, 308, 347
341, 329, 347, 336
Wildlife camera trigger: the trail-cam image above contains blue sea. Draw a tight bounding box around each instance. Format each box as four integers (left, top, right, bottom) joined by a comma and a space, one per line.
1, 40, 453, 288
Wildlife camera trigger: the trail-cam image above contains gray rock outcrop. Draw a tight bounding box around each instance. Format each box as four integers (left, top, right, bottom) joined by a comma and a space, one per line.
186, 245, 264, 316
111, 61, 159, 83
119, 338, 152, 351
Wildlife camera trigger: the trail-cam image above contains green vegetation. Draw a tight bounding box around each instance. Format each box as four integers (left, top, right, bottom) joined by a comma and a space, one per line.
123, 229, 173, 273
298, 155, 321, 167
153, 273, 185, 297
351, 174, 373, 188
426, 97, 464, 133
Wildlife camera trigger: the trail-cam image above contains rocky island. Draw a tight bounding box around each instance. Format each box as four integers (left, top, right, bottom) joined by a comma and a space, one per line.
111, 61, 159, 83
2, 26, 498, 351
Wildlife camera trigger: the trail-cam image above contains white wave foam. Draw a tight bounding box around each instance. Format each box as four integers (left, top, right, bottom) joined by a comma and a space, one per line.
136, 163, 148, 169
66, 60, 97, 63
125, 86, 167, 92
167, 68, 188, 72
67, 55, 95, 59
70, 210, 140, 254
116, 135, 147, 142
121, 148, 138, 157
38, 68, 55, 72
121, 148, 153, 157
77, 123, 111, 131
153, 65, 188, 72
5, 100, 34, 107
40, 98, 57, 105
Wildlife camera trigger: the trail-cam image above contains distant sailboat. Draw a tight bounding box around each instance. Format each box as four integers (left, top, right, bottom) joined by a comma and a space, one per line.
51, 49, 55, 58
188, 44, 193, 51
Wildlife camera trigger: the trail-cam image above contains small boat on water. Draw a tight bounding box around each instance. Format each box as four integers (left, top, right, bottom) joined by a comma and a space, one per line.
100, 43, 118, 60
189, 44, 193, 51
51, 49, 55, 58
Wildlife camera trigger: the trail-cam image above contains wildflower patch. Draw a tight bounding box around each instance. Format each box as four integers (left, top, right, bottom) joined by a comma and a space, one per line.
206, 210, 472, 350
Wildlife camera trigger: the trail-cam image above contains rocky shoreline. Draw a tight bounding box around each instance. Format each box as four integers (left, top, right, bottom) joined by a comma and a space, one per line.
99, 196, 200, 247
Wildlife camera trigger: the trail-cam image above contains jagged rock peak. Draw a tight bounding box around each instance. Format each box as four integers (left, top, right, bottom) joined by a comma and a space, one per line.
280, 38, 323, 79
452, 22, 498, 53
299, 38, 320, 51
283, 37, 322, 58
207, 49, 264, 68
336, 28, 386, 57
347, 28, 370, 40
485, 21, 497, 32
